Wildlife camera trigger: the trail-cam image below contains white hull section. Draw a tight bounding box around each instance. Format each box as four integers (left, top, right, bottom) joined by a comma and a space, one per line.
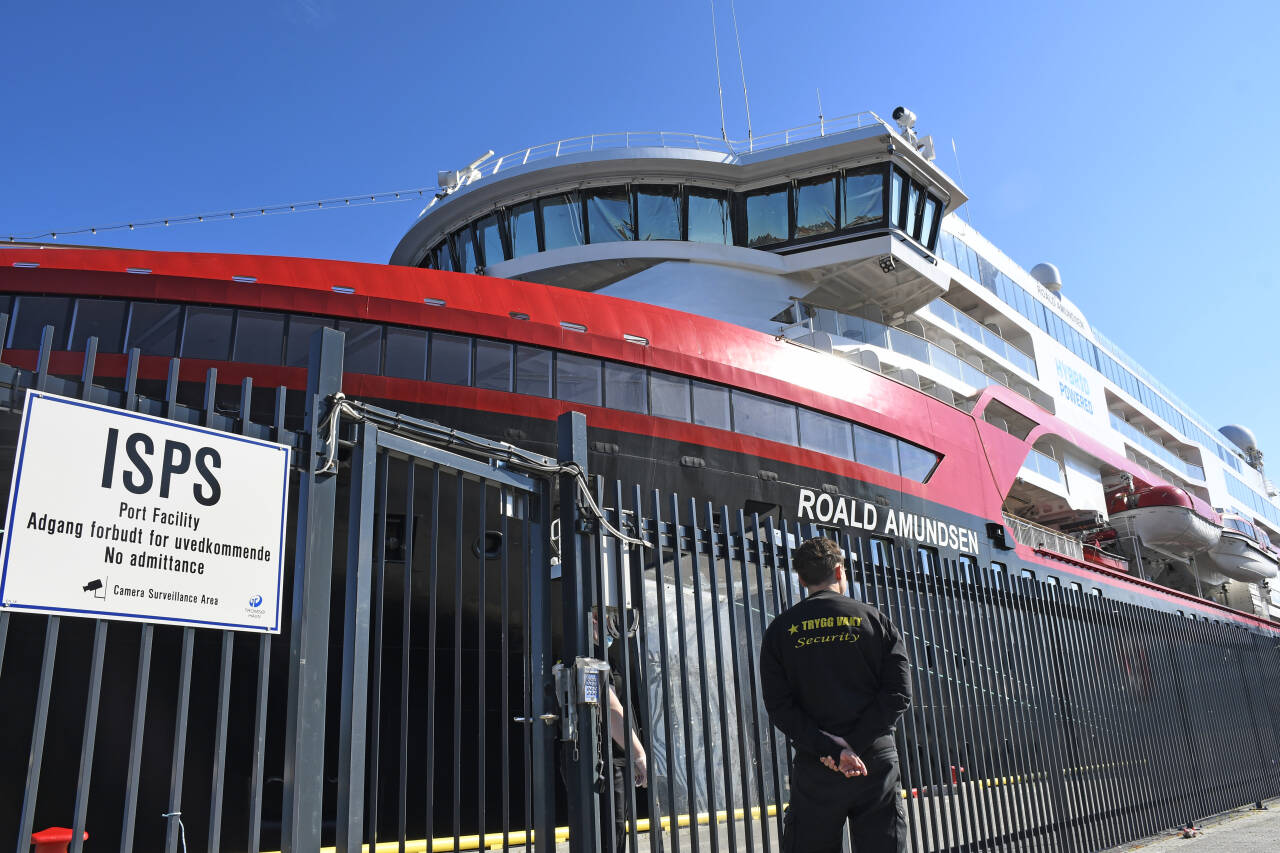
1206, 531, 1279, 583
1111, 507, 1221, 559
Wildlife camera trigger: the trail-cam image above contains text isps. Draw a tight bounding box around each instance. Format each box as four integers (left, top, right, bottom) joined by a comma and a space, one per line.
100, 428, 222, 507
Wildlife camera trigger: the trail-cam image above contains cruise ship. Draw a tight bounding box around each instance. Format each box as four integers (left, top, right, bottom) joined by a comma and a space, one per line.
2, 107, 1279, 852
383, 108, 1280, 625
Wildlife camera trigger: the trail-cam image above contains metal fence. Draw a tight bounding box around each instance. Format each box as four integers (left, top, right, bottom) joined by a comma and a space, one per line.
2, 319, 1280, 853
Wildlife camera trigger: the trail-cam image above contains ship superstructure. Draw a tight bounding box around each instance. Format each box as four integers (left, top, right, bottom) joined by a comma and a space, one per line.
390, 108, 1280, 620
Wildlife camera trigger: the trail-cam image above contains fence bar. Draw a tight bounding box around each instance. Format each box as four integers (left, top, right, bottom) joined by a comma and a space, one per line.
337, 422, 379, 851
282, 327, 345, 853
246, 378, 273, 853
164, 627, 196, 853
559, 411, 601, 853
16, 615, 60, 851
451, 476, 464, 853
474, 478, 488, 848
68, 337, 104, 853
688, 498, 720, 853
399, 462, 416, 852
668, 495, 701, 853
498, 482, 511, 851
527, 470, 555, 853
423, 465, 442, 847
366, 452, 389, 850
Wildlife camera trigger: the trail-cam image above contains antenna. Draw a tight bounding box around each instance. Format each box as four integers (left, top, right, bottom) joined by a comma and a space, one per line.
950, 138, 973, 226
708, 0, 727, 142
816, 88, 824, 135
728, 0, 752, 147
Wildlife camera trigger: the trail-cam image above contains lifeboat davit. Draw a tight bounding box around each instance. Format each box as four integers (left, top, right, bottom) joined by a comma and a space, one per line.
1106, 485, 1221, 559
1205, 514, 1280, 583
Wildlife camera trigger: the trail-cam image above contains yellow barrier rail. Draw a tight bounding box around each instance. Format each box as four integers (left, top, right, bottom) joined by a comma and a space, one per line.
269, 760, 1146, 853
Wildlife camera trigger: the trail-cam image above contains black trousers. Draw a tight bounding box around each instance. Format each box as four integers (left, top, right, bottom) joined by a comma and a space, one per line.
606, 757, 664, 853
781, 748, 907, 853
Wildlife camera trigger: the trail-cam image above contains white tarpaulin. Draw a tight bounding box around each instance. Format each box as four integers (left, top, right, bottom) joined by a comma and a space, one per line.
1, 390, 290, 633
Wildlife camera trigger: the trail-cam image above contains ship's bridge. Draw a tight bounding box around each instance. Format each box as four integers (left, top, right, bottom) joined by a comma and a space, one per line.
390, 112, 967, 321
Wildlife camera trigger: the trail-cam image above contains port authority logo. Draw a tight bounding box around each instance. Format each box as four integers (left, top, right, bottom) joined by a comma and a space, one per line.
245, 593, 267, 621
796, 488, 981, 553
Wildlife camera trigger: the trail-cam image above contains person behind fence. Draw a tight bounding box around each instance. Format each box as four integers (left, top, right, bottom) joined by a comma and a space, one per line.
599, 611, 652, 853
760, 537, 912, 853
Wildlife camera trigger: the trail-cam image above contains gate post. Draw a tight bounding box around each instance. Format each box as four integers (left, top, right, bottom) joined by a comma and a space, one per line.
558, 412, 602, 853
282, 328, 345, 852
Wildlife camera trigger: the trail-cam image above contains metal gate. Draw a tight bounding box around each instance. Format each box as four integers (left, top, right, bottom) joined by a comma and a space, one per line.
0, 324, 566, 853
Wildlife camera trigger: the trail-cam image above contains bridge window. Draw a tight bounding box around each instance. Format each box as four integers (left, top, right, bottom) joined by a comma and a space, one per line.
649, 372, 691, 422
231, 310, 286, 365
636, 186, 681, 240
905, 183, 921, 240
920, 197, 939, 248
889, 171, 903, 229
795, 175, 836, 238
541, 193, 583, 251
508, 201, 540, 257
584, 187, 634, 243
474, 339, 513, 392
385, 327, 428, 380
745, 184, 790, 247
476, 214, 506, 266
842, 167, 885, 228
453, 228, 479, 275
686, 188, 731, 244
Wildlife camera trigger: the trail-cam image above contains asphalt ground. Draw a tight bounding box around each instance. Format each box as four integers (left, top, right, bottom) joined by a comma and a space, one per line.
1105, 797, 1280, 852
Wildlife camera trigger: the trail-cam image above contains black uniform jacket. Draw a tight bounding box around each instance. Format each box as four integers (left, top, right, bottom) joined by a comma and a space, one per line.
760, 589, 911, 764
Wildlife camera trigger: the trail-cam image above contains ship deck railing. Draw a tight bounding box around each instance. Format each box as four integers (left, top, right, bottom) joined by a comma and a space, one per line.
1003, 512, 1084, 561
479, 111, 887, 180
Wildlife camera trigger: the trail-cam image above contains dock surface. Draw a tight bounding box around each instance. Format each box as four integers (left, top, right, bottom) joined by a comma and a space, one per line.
1106, 797, 1280, 852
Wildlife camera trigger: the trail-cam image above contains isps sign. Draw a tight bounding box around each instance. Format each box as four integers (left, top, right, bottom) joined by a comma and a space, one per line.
1, 391, 290, 633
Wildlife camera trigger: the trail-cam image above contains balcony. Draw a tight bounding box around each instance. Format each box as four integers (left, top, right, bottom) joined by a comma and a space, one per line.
1109, 413, 1205, 482
921, 299, 1037, 378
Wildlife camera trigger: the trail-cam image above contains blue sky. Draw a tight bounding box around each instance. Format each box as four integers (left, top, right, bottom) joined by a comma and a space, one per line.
2, 1, 1278, 471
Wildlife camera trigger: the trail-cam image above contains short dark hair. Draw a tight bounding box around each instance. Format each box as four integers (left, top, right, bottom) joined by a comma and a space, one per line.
793, 537, 844, 587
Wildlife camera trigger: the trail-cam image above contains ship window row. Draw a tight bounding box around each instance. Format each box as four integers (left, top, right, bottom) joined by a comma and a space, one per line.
421, 165, 944, 273
938, 231, 1095, 368
938, 231, 1246, 474
0, 293, 940, 483
1226, 473, 1280, 529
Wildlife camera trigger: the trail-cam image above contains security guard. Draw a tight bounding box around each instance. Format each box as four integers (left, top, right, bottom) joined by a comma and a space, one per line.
760, 537, 912, 853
